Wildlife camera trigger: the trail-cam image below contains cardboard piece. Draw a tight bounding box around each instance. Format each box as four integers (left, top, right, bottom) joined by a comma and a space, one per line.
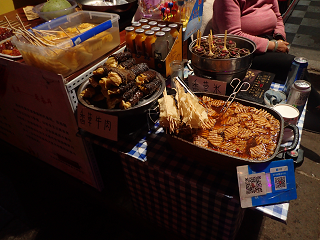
0, 58, 103, 191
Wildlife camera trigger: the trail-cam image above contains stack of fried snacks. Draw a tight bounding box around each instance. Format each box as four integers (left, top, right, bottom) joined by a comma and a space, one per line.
80, 51, 162, 110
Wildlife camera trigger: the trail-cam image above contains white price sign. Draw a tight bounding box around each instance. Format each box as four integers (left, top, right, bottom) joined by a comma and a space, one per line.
187, 75, 227, 95
77, 104, 118, 141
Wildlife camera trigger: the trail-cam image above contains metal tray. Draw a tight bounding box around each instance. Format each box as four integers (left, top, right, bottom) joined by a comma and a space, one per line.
167, 92, 299, 171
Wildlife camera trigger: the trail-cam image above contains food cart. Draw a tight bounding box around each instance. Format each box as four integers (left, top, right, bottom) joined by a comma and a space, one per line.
0, 5, 305, 240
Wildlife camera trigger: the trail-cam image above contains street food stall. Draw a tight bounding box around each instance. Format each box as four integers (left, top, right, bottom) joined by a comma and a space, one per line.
0, 3, 306, 239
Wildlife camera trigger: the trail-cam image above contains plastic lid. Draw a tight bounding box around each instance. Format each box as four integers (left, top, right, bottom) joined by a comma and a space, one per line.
145, 30, 155, 35
135, 28, 145, 34
125, 26, 135, 32
158, 23, 166, 28
155, 31, 165, 37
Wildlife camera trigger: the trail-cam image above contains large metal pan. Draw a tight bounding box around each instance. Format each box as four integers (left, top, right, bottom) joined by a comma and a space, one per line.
76, 0, 137, 13
77, 70, 165, 133
167, 92, 299, 172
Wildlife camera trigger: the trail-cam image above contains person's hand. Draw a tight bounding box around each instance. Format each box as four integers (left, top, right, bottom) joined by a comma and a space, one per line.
277, 40, 289, 53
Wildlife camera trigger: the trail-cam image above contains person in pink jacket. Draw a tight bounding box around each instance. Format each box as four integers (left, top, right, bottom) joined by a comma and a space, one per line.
212, 0, 293, 82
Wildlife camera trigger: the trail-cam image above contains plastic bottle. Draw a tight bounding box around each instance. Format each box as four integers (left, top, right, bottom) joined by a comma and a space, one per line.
144, 30, 157, 58
125, 26, 136, 54
154, 31, 168, 60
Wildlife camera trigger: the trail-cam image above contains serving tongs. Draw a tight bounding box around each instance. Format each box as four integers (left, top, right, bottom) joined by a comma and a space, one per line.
219, 78, 250, 115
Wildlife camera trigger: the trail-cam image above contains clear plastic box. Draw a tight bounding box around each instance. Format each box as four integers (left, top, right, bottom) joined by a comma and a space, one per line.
12, 11, 120, 77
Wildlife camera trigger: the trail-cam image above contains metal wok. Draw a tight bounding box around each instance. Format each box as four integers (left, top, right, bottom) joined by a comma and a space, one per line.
167, 92, 299, 172
76, 0, 137, 13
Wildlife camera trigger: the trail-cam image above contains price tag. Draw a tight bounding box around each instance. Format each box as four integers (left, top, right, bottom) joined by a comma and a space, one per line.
187, 75, 227, 95
77, 104, 118, 141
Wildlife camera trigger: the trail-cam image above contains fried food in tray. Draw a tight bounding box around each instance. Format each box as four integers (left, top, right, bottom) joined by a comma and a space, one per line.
80, 52, 163, 110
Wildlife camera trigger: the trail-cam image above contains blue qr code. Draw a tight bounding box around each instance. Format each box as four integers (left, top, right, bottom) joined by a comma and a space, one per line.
245, 175, 263, 195
274, 176, 287, 190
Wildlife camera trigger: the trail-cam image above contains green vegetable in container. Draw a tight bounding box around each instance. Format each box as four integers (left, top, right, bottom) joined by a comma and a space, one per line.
41, 0, 72, 12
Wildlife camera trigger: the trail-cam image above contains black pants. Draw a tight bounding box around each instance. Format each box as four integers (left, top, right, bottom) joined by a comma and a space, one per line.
251, 52, 295, 83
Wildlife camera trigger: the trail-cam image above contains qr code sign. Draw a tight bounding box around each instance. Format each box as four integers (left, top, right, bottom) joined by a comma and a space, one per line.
245, 175, 263, 195
274, 176, 287, 190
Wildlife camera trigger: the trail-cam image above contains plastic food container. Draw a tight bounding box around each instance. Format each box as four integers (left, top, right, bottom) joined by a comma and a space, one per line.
12, 11, 120, 77
32, 0, 77, 21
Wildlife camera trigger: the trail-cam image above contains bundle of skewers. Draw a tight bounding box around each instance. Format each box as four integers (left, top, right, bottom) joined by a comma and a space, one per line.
192, 29, 251, 59
79, 51, 163, 110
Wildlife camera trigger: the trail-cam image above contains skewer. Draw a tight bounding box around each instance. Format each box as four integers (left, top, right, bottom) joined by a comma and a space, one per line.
59, 26, 71, 38
16, 13, 27, 31
223, 29, 228, 51
208, 34, 214, 57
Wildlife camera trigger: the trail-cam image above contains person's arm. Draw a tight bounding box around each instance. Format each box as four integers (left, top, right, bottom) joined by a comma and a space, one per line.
213, 0, 270, 53
271, 0, 286, 40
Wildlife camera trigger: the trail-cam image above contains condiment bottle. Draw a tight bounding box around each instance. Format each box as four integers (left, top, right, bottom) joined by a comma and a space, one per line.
135, 28, 147, 55
139, 18, 149, 26
151, 26, 160, 32
148, 21, 158, 27
142, 25, 151, 31
168, 23, 179, 39
125, 26, 136, 54
158, 23, 166, 28
161, 27, 174, 52
144, 30, 157, 58
132, 22, 142, 30
154, 31, 168, 60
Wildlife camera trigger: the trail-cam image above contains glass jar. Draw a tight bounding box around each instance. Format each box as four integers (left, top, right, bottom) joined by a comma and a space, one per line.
154, 31, 167, 60
161, 27, 174, 51
168, 23, 179, 39
132, 22, 142, 30
139, 18, 149, 26
125, 26, 136, 54
148, 21, 158, 27
135, 28, 147, 55
142, 25, 151, 31
158, 23, 166, 28
144, 30, 157, 58
151, 26, 160, 32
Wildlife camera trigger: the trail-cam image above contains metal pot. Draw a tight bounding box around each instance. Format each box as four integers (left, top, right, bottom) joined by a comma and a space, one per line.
167, 92, 299, 172
77, 70, 165, 133
189, 34, 256, 83
76, 0, 137, 13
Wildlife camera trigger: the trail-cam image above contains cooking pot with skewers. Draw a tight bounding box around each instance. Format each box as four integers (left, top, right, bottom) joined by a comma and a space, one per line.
189, 34, 256, 84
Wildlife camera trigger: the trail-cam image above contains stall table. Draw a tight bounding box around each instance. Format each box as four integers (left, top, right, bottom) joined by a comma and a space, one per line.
0, 6, 306, 240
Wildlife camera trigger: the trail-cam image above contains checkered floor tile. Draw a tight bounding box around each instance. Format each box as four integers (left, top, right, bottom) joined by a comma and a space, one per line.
285, 0, 320, 63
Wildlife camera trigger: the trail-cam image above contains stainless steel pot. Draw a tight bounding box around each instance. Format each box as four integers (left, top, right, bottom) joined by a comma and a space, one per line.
77, 70, 165, 133
167, 92, 299, 172
189, 34, 256, 83
76, 0, 137, 13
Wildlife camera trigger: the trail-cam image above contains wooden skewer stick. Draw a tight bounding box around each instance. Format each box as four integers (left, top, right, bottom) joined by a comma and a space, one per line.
16, 13, 27, 31
223, 29, 228, 51
59, 26, 71, 38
